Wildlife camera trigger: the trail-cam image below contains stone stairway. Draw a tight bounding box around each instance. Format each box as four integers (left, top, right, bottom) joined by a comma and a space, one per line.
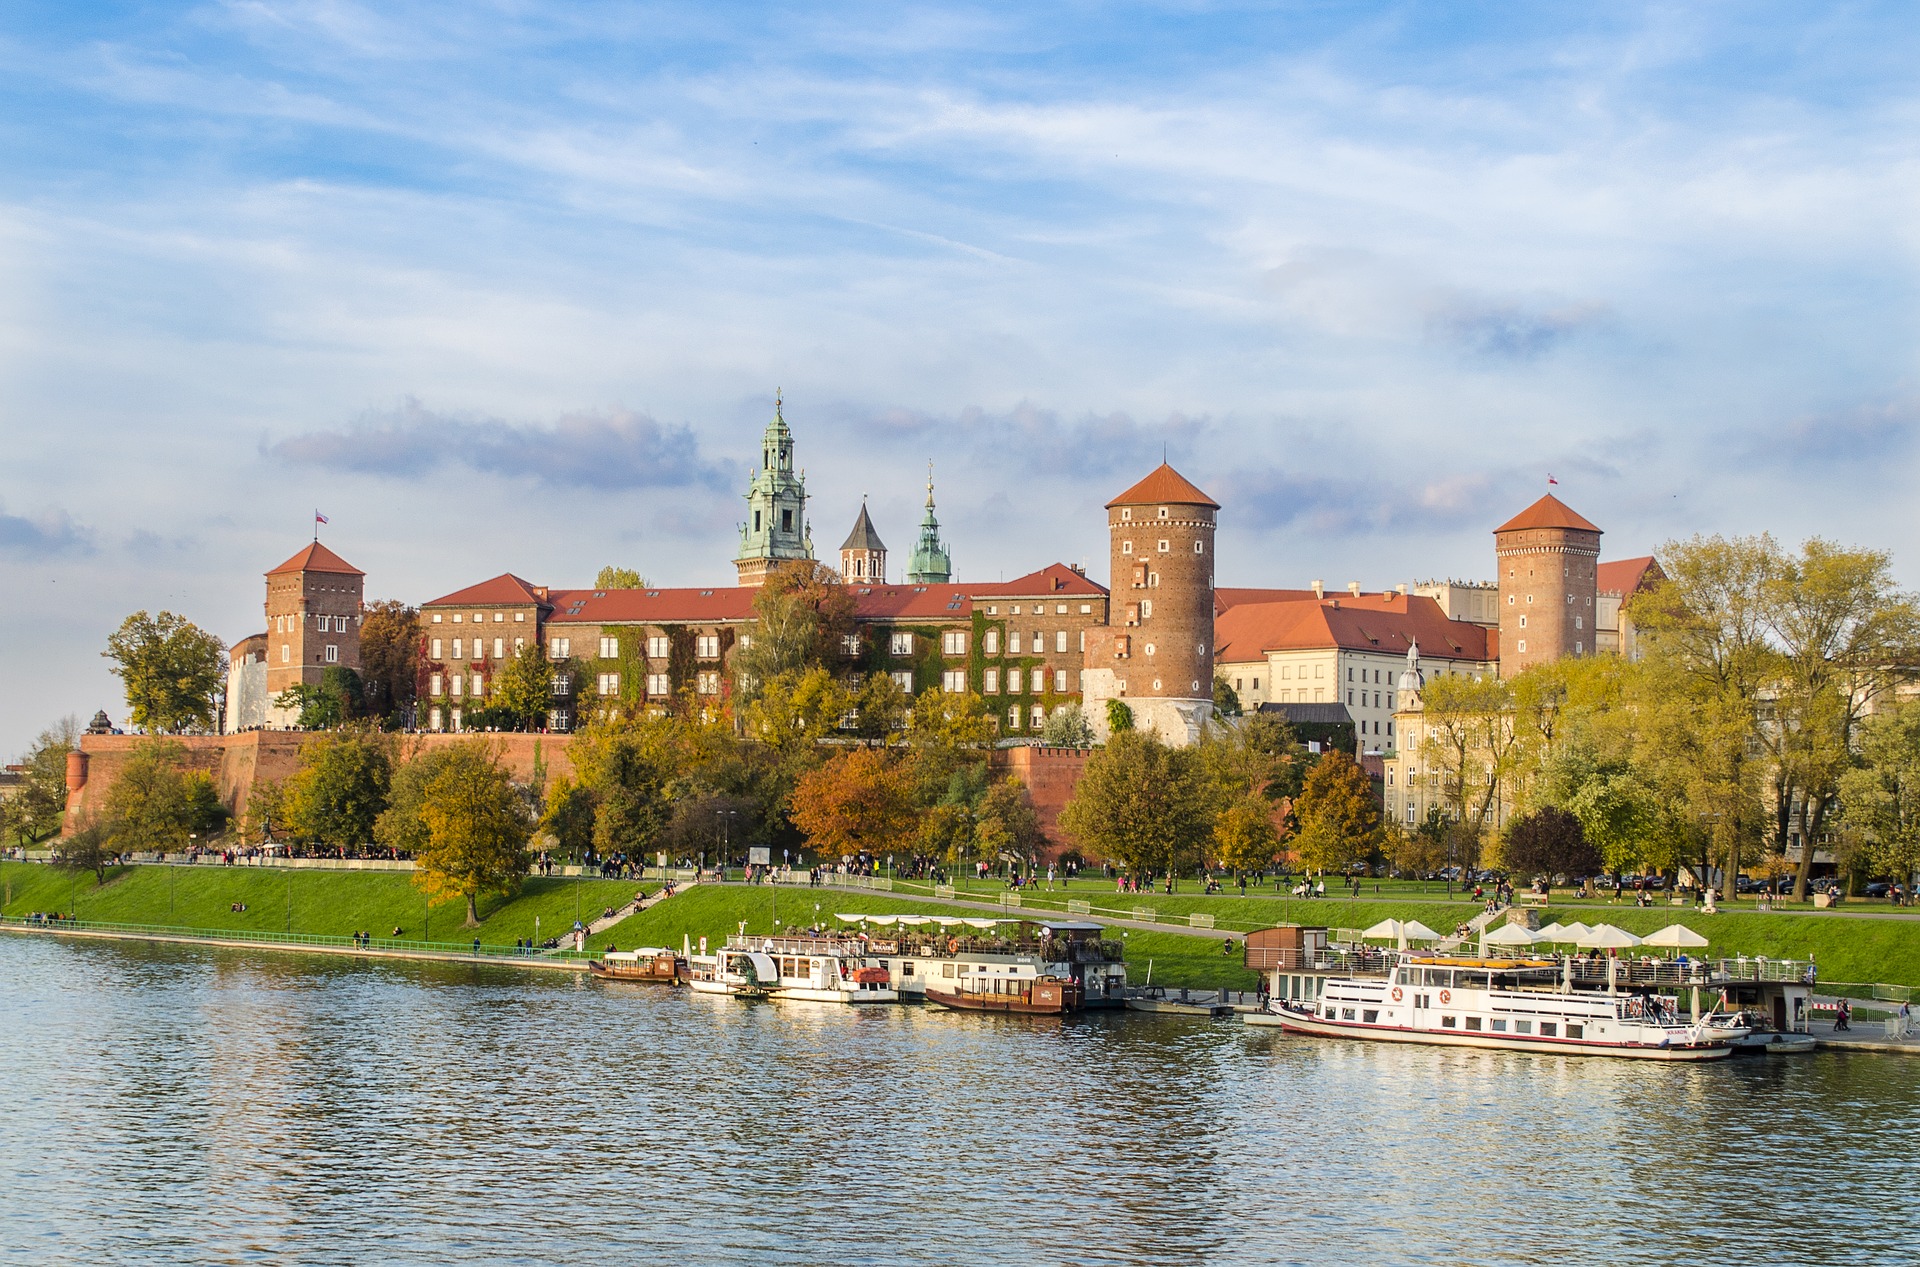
1435, 905, 1505, 954
556, 878, 697, 951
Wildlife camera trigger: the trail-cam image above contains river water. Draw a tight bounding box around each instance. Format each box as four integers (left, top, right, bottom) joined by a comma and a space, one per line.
2, 936, 1915, 1266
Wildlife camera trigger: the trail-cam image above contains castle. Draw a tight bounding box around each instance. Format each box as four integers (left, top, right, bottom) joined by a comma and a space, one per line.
223, 399, 1663, 753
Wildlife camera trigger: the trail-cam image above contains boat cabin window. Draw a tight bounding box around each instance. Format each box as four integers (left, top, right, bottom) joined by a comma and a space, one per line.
900, 961, 914, 977
1539, 1023, 1556, 1037
1441, 1016, 1457, 1028
1466, 1017, 1483, 1031
1456, 972, 1489, 991
1565, 1024, 1583, 1039
1341, 1008, 1356, 1020
1490, 1019, 1508, 1032
942, 963, 956, 978
1422, 969, 1451, 988
1514, 1021, 1532, 1035
1362, 1010, 1379, 1024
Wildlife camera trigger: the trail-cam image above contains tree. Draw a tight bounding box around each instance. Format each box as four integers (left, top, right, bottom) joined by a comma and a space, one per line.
280, 732, 391, 850
582, 731, 674, 858
57, 822, 115, 884
850, 672, 911, 743
1041, 704, 1096, 748
1058, 730, 1208, 878
739, 668, 852, 756
96, 741, 225, 854
976, 778, 1046, 870
491, 643, 555, 730
1839, 701, 1920, 886
1292, 750, 1379, 874
538, 775, 597, 857
789, 746, 917, 861
1413, 674, 1519, 861
662, 791, 759, 861
1212, 675, 1243, 718
1502, 807, 1602, 879
1212, 794, 1280, 875
3, 719, 78, 845
595, 566, 650, 590
918, 764, 989, 873
359, 600, 421, 726
1105, 699, 1135, 734
103, 610, 227, 733
412, 743, 532, 926
274, 666, 363, 730
733, 563, 856, 690
905, 688, 997, 801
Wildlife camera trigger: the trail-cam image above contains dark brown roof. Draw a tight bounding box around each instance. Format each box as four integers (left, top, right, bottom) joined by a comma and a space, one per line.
1494, 494, 1601, 535
1106, 463, 1219, 509
839, 503, 888, 553
268, 541, 363, 576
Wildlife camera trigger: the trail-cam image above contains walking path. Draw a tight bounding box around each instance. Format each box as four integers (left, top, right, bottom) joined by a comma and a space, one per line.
572, 878, 699, 944
1, 921, 590, 971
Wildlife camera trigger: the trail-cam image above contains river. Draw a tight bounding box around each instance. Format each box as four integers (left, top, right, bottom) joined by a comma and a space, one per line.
1, 936, 1914, 1265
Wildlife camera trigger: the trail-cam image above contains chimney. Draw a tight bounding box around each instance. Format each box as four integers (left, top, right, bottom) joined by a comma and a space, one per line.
1311, 579, 1324, 599
1347, 581, 1362, 597
1396, 583, 1408, 596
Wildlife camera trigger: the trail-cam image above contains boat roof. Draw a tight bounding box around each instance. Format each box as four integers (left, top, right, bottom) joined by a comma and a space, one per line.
1037, 921, 1106, 932
1405, 956, 1559, 969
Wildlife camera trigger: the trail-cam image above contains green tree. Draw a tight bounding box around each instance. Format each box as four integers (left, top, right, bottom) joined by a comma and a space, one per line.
1839, 701, 1920, 886
583, 731, 674, 858
976, 778, 1046, 870
538, 775, 597, 856
905, 688, 997, 801
1212, 794, 1279, 875
1058, 730, 1207, 879
3, 720, 78, 845
98, 740, 224, 853
274, 666, 364, 730
1212, 675, 1243, 718
412, 743, 532, 926
1105, 699, 1134, 734
359, 600, 420, 726
1412, 674, 1519, 861
57, 821, 115, 884
491, 642, 555, 730
1501, 806, 1602, 879
662, 791, 759, 861
1041, 704, 1096, 748
1291, 750, 1379, 874
918, 765, 989, 874
733, 563, 857, 691
375, 745, 457, 857
594, 566, 649, 590
280, 732, 392, 850
103, 610, 227, 733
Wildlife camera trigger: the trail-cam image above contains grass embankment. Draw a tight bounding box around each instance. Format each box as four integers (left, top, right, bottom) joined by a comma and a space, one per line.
0, 861, 639, 948
590, 883, 1262, 991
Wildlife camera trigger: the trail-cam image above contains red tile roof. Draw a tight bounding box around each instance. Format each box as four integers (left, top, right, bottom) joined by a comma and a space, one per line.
971, 564, 1109, 598
544, 586, 758, 625
423, 573, 550, 609
1106, 463, 1219, 509
1494, 494, 1601, 535
1214, 594, 1496, 664
1216, 586, 1376, 614
1597, 556, 1660, 597
267, 541, 363, 576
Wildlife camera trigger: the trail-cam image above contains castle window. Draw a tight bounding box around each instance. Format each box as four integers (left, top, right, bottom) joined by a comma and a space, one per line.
452, 614, 462, 623
325, 644, 338, 663
781, 510, 793, 532
1575, 641, 1583, 653
1316, 665, 1325, 678
1574, 617, 1583, 630
472, 640, 485, 662
453, 639, 463, 659
317, 615, 328, 633
1527, 595, 1534, 604
451, 674, 464, 697
649, 636, 671, 658
1157, 540, 1170, 553
515, 613, 525, 622
1194, 540, 1204, 554
1121, 508, 1132, 520
598, 673, 620, 695
495, 613, 505, 622
1079, 630, 1086, 652
1158, 507, 1168, 518
1507, 595, 1515, 605
984, 630, 999, 654
646, 673, 670, 696
1008, 632, 1022, 653
1518, 616, 1527, 629
1517, 639, 1527, 653
755, 511, 762, 533
551, 674, 572, 696
429, 707, 442, 731
1031, 668, 1045, 692
1008, 707, 1021, 728
697, 671, 720, 694
471, 674, 484, 697
432, 613, 442, 622
431, 639, 442, 660
600, 637, 620, 659
942, 630, 967, 655
1056, 631, 1068, 653
697, 635, 721, 658
942, 670, 966, 692
985, 668, 1000, 693
889, 632, 914, 656
1056, 604, 1067, 614
890, 670, 913, 692
1122, 541, 1134, 554
472, 614, 483, 625
1054, 669, 1068, 692
1144, 643, 1156, 657
1080, 604, 1092, 614
494, 638, 504, 659
1029, 705, 1046, 729
549, 637, 571, 658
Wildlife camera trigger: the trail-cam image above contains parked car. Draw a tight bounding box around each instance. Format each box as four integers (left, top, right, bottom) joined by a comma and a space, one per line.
1865, 882, 1892, 899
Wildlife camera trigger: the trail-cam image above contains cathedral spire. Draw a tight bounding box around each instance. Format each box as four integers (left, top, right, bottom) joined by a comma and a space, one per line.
735, 390, 814, 586
906, 460, 952, 584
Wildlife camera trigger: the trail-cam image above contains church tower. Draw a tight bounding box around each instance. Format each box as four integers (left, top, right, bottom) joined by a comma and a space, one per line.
905, 463, 952, 584
839, 500, 888, 583
734, 393, 814, 587
1494, 493, 1601, 677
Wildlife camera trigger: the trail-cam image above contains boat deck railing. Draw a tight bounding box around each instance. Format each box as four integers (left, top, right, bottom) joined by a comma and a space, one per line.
1254, 948, 1816, 989
728, 933, 1124, 964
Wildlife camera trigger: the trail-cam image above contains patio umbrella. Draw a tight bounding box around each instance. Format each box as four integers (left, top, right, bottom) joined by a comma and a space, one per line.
1482, 923, 1541, 948
1554, 921, 1594, 943
1361, 919, 1406, 941
1642, 924, 1709, 949
1400, 921, 1443, 942
1576, 924, 1643, 949
1534, 921, 1569, 942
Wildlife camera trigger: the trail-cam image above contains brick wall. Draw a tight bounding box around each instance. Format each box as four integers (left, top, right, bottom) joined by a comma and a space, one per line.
992, 745, 1093, 862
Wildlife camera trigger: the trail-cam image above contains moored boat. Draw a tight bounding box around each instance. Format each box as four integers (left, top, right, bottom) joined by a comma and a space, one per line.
831, 915, 1126, 1008
588, 948, 682, 983
925, 973, 1083, 1015
1247, 953, 1734, 1061
687, 937, 899, 1004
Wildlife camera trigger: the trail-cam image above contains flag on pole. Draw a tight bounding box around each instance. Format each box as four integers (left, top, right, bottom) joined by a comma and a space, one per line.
315, 510, 330, 525
1546, 474, 1558, 485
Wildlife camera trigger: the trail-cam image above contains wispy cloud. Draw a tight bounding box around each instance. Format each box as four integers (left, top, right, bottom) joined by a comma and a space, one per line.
851, 401, 1207, 477
269, 398, 734, 492
1730, 398, 1920, 471
0, 505, 95, 557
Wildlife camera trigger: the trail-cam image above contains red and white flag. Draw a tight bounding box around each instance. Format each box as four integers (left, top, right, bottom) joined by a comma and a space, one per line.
315, 510, 330, 525
1546, 474, 1558, 485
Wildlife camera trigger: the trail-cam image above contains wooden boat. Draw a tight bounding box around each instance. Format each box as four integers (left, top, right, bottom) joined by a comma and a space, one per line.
925, 974, 1083, 1015
588, 948, 682, 983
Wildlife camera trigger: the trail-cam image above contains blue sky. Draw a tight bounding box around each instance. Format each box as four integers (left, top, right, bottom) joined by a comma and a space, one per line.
3, 2, 1918, 754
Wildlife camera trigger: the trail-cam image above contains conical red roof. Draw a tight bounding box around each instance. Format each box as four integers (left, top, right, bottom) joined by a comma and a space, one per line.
267, 541, 363, 576
1494, 494, 1600, 534
1106, 463, 1219, 509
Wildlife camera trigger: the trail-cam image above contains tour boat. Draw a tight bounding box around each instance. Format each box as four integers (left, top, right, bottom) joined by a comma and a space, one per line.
686, 937, 899, 1004
830, 915, 1127, 1009
588, 948, 682, 983
1247, 954, 1734, 1061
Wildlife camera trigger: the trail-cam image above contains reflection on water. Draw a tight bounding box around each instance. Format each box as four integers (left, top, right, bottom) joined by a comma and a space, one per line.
3, 936, 1917, 1266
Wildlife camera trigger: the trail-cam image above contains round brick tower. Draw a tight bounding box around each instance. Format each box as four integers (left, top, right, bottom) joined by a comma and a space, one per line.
1493, 493, 1601, 678
1082, 462, 1218, 746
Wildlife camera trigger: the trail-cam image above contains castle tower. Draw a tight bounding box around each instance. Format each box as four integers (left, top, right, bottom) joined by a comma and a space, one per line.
1494, 493, 1601, 677
839, 500, 888, 583
905, 462, 952, 584
263, 540, 365, 726
1081, 462, 1218, 746
734, 393, 814, 587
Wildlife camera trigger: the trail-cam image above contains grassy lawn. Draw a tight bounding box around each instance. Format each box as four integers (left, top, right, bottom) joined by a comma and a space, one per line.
0, 861, 637, 948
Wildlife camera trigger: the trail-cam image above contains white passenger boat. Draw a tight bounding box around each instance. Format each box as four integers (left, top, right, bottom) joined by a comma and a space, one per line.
686, 937, 898, 1004
1247, 953, 1733, 1061
831, 915, 1127, 1009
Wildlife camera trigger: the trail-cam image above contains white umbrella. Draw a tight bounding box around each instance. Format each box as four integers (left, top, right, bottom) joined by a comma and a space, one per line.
1361, 919, 1406, 941
1576, 924, 1643, 949
1642, 924, 1709, 949
1401, 921, 1442, 942
1554, 921, 1594, 943
1482, 923, 1541, 947
1534, 922, 1569, 942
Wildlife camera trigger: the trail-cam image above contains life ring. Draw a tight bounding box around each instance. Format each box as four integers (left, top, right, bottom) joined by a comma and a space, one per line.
1390, 987, 1403, 1002
1439, 989, 1451, 1005
948, 937, 960, 954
